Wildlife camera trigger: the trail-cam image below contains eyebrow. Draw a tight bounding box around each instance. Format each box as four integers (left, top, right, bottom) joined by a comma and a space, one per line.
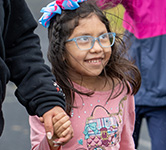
73, 31, 107, 37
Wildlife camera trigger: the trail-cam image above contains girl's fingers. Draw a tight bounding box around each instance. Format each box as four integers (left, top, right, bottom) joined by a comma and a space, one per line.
54, 120, 71, 137
53, 115, 70, 132
52, 112, 68, 124
59, 125, 72, 137
57, 127, 74, 144
54, 121, 71, 137
39, 117, 44, 123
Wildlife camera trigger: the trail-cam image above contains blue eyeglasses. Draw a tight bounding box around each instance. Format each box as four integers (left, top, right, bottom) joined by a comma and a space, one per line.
66, 32, 116, 50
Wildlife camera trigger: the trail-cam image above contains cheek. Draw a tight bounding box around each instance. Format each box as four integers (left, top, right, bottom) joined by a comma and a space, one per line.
66, 55, 86, 75
66, 53, 83, 69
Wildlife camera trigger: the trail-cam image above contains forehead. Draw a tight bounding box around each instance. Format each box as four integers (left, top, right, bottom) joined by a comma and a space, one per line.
69, 14, 107, 37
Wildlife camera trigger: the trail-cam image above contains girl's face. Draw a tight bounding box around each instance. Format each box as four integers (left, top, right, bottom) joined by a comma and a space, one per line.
65, 14, 112, 80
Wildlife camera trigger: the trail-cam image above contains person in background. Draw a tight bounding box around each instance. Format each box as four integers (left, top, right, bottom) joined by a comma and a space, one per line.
29, 0, 141, 149
0, 0, 73, 143
96, 0, 166, 149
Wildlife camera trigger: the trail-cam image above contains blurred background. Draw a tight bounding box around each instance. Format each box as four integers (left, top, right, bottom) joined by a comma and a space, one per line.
0, 0, 151, 149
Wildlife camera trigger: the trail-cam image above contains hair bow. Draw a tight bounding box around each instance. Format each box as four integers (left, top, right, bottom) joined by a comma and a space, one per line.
39, 0, 86, 28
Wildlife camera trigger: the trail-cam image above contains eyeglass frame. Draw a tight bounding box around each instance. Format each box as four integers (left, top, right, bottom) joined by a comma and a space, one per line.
65, 32, 116, 50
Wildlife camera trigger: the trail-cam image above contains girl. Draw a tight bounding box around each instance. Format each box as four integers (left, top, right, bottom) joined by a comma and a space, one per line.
29, 0, 141, 150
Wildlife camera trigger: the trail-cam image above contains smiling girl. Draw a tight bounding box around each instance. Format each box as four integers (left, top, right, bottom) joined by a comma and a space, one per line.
29, 0, 141, 150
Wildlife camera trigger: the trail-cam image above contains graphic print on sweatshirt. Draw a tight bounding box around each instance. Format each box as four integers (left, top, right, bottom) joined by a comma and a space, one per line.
74, 96, 127, 150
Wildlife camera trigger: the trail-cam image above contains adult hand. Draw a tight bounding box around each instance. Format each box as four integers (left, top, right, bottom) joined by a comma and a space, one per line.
47, 112, 74, 149
41, 106, 73, 143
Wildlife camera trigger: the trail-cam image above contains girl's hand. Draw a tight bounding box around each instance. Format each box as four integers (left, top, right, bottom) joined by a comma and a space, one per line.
52, 112, 71, 138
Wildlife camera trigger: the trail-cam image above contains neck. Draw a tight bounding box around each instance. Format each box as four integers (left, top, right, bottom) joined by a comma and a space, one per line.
70, 74, 113, 91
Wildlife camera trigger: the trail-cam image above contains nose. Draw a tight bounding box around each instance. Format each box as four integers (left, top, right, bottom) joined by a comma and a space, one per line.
90, 39, 103, 53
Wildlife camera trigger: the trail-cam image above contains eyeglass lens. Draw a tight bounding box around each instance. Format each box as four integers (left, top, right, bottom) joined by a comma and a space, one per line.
76, 33, 114, 50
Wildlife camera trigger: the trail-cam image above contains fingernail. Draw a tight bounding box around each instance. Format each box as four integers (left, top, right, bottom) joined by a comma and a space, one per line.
47, 132, 52, 140
53, 141, 61, 147
53, 144, 59, 147
53, 141, 62, 144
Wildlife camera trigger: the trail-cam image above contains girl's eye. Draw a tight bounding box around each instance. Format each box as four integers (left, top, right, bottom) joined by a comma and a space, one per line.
77, 36, 90, 43
100, 34, 108, 40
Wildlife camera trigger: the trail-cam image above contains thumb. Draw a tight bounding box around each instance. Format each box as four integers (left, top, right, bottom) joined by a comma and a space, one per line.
42, 106, 66, 140
43, 114, 54, 140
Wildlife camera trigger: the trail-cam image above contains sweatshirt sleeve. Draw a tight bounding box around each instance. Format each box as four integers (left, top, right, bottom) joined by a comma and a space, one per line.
29, 116, 62, 150
119, 94, 136, 150
29, 115, 51, 150
5, 0, 65, 116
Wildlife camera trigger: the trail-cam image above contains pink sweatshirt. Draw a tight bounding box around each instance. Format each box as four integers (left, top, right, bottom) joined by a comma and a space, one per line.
98, 0, 166, 39
29, 83, 135, 150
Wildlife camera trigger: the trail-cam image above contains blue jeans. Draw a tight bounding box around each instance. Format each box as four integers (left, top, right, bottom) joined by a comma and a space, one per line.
133, 106, 166, 150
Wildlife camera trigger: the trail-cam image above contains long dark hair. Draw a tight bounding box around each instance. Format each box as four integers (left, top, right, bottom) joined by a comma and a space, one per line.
47, 1, 141, 115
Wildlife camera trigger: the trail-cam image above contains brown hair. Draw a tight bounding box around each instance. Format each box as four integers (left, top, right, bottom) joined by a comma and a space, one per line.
47, 1, 141, 115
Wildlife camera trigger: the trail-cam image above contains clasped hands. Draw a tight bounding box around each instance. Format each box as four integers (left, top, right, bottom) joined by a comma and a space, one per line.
41, 106, 74, 150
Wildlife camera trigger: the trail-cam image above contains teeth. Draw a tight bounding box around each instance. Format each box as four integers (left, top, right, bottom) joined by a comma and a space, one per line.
88, 59, 100, 63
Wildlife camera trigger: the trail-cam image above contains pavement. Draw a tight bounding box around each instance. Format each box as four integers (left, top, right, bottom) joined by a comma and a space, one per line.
0, 0, 151, 149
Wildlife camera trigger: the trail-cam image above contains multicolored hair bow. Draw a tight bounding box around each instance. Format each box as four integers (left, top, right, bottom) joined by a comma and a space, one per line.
39, 0, 86, 28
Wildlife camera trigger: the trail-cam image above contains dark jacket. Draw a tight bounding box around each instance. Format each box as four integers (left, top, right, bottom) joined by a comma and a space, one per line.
0, 0, 65, 136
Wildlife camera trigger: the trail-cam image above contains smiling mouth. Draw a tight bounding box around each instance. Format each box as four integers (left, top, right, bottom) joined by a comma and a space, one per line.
86, 58, 102, 63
